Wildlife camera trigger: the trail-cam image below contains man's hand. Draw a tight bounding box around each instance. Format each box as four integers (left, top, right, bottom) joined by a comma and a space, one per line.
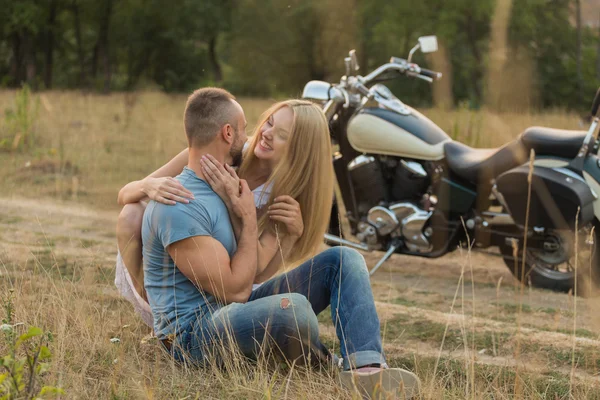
267, 195, 303, 238
230, 180, 257, 224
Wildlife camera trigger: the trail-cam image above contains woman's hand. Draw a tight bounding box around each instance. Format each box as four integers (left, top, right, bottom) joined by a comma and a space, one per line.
141, 177, 194, 205
200, 154, 241, 206
268, 196, 304, 238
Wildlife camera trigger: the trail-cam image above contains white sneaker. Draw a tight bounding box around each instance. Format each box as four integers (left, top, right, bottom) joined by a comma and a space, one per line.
340, 366, 421, 399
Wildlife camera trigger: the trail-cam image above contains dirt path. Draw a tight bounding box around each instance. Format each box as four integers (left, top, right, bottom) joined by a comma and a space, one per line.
1, 196, 599, 384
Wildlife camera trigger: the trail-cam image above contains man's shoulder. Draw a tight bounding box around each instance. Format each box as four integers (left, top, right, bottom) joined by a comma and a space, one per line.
151, 199, 210, 221
144, 199, 216, 247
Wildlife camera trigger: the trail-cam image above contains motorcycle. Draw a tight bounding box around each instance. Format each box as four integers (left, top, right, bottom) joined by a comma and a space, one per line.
302, 35, 600, 294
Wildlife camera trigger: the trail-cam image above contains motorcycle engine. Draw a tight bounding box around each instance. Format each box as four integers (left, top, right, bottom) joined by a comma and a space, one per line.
348, 155, 386, 214
390, 158, 430, 202
348, 154, 434, 252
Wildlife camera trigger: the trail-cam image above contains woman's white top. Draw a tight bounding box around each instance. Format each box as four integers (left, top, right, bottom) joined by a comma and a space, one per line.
115, 160, 273, 327
115, 252, 154, 327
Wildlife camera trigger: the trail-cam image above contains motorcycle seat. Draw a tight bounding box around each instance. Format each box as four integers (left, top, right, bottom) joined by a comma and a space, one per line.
520, 126, 587, 159
444, 140, 528, 183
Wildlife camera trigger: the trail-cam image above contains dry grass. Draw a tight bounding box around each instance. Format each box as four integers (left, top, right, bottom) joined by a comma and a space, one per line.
0, 90, 585, 210
0, 91, 599, 399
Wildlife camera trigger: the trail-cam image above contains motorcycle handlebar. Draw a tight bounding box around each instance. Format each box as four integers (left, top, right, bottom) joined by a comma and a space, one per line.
419, 68, 442, 80
388, 57, 442, 81
353, 81, 371, 97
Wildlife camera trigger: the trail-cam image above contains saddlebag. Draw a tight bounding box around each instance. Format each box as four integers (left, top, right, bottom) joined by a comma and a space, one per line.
496, 165, 595, 230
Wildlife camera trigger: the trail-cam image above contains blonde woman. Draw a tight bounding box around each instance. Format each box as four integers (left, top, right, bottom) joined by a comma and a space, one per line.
115, 99, 334, 327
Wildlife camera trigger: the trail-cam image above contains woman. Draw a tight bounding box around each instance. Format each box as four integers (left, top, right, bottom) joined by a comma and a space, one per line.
115, 99, 334, 327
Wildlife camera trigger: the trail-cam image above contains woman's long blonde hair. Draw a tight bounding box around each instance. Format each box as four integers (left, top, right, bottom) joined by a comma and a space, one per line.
238, 99, 334, 264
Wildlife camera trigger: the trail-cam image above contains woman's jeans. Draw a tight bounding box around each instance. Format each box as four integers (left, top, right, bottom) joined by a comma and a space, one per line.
173, 247, 385, 371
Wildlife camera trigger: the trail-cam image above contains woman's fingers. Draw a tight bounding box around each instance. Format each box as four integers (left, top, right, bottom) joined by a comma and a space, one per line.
163, 192, 189, 204
201, 163, 214, 179
201, 157, 224, 179
269, 202, 297, 212
205, 154, 228, 176
165, 183, 194, 199
168, 180, 194, 198
273, 195, 298, 205
156, 196, 176, 206
224, 163, 239, 179
172, 188, 194, 199
268, 209, 295, 218
201, 164, 218, 187
269, 215, 294, 225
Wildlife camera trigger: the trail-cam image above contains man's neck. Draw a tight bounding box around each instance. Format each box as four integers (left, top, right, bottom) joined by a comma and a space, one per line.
188, 145, 226, 180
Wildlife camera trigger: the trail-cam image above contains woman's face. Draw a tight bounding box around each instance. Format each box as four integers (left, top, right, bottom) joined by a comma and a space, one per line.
254, 106, 294, 165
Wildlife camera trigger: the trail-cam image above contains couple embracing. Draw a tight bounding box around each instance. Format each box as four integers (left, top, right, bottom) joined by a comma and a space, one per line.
114, 88, 421, 399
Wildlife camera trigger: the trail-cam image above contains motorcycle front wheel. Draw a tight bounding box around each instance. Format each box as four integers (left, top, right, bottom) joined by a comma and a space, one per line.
498, 221, 600, 295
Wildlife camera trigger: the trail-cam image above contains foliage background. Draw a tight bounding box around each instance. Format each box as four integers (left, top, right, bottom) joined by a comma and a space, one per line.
1, 0, 599, 110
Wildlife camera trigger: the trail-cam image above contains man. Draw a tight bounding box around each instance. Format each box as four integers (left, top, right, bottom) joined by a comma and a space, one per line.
142, 87, 421, 399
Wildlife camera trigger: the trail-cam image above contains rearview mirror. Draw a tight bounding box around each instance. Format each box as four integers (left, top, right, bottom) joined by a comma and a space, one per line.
418, 36, 438, 54
349, 49, 360, 72
592, 87, 600, 117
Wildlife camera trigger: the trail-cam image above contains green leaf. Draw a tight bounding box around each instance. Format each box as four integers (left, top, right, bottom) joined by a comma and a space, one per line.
16, 326, 42, 346
1, 355, 13, 368
14, 358, 26, 374
39, 386, 65, 397
36, 362, 51, 375
21, 326, 42, 339
38, 346, 51, 361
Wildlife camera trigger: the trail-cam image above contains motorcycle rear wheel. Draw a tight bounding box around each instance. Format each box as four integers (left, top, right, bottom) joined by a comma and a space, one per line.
498, 221, 600, 294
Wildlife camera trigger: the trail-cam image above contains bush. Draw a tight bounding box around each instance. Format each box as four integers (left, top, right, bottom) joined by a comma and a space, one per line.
1, 84, 39, 152
0, 291, 63, 399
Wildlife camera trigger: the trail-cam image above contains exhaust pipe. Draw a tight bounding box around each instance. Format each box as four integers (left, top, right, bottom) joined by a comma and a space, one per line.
324, 233, 370, 251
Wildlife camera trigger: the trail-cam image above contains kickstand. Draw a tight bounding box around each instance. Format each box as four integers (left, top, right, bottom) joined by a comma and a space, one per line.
369, 240, 400, 277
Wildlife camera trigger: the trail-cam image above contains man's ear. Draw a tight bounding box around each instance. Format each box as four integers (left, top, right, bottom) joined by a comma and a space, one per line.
221, 124, 234, 145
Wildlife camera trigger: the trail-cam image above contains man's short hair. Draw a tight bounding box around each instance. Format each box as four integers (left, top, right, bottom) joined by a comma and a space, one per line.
184, 87, 237, 147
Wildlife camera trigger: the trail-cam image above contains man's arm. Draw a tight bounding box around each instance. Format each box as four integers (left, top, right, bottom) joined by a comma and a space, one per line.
167, 179, 258, 304
167, 218, 258, 304
224, 206, 276, 276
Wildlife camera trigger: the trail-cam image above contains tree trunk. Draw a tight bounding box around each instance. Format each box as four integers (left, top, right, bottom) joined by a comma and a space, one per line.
72, 0, 86, 86
10, 33, 22, 86
430, 43, 454, 110
92, 44, 98, 80
597, 12, 600, 81
96, 0, 113, 93
44, 0, 58, 89
466, 12, 483, 103
575, 0, 583, 102
22, 33, 36, 88
208, 36, 223, 83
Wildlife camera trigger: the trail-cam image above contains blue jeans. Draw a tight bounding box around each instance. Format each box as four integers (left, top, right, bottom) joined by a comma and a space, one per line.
172, 247, 385, 370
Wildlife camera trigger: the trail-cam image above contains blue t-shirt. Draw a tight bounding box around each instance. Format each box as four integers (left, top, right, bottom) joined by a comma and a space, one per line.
142, 167, 237, 339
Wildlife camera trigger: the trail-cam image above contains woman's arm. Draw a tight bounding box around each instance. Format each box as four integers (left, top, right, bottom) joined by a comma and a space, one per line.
254, 229, 299, 283
254, 196, 303, 280
117, 148, 193, 205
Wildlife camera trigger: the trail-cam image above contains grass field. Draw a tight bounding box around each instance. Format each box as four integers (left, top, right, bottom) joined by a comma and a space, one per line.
0, 90, 587, 210
1, 90, 599, 399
